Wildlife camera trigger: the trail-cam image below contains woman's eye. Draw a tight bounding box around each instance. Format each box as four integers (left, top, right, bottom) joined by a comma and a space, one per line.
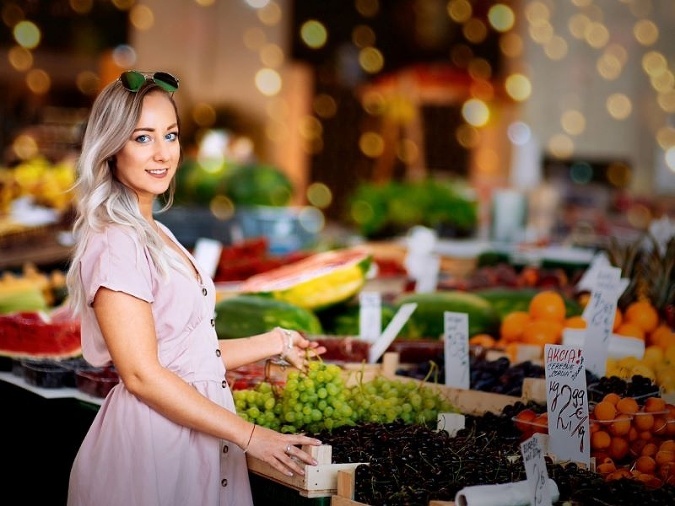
135, 134, 151, 143
166, 132, 179, 142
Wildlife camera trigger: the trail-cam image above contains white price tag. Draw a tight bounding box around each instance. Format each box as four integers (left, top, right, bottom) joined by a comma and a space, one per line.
582, 266, 621, 377
443, 312, 470, 389
544, 344, 590, 466
520, 434, 553, 506
192, 238, 223, 279
359, 291, 382, 342
414, 254, 440, 293
368, 303, 417, 364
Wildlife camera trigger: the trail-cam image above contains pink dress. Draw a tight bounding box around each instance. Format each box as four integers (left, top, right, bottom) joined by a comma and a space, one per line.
67, 223, 253, 506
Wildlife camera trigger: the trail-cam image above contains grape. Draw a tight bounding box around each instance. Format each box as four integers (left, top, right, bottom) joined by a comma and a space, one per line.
233, 358, 458, 432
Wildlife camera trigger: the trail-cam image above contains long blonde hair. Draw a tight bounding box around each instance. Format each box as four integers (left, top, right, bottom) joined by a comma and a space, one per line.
66, 78, 183, 314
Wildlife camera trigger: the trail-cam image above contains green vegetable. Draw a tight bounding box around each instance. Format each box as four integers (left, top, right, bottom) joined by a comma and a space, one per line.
393, 291, 501, 339
214, 294, 322, 339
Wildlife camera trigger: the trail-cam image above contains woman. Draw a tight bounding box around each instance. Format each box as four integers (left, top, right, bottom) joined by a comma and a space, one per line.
66, 71, 323, 506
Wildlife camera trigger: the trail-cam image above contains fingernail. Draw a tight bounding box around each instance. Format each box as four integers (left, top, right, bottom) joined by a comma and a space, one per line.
311, 459, 318, 466
287, 471, 293, 477
314, 439, 322, 444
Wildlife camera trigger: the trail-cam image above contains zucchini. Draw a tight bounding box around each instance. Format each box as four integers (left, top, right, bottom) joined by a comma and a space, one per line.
393, 290, 501, 339
214, 294, 322, 339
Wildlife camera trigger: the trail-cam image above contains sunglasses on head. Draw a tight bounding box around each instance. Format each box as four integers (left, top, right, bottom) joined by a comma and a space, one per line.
119, 71, 179, 93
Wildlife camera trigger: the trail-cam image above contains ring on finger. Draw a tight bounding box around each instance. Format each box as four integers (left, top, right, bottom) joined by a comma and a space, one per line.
285, 444, 292, 454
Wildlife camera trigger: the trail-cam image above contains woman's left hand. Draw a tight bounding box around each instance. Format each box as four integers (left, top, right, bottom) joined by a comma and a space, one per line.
275, 327, 326, 369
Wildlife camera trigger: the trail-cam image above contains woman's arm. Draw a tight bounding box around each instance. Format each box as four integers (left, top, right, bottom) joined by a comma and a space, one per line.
218, 327, 325, 370
93, 287, 321, 476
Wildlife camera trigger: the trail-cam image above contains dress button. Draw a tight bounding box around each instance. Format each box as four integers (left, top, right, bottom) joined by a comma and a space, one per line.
210, 318, 215, 327
202, 287, 208, 296
222, 445, 229, 454
221, 380, 227, 388
221, 478, 228, 487
215, 349, 221, 357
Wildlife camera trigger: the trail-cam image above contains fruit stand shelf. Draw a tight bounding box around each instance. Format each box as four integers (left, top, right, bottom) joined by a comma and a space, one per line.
0, 370, 103, 406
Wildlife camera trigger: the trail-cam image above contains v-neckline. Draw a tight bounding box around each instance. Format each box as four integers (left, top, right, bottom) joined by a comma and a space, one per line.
156, 222, 203, 286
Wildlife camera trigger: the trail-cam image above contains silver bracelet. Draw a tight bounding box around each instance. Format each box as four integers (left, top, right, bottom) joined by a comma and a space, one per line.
276, 326, 293, 360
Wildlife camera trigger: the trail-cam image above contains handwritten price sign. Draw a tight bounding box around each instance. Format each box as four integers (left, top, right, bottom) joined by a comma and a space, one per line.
582, 265, 621, 377
521, 434, 552, 506
544, 344, 590, 466
443, 312, 470, 389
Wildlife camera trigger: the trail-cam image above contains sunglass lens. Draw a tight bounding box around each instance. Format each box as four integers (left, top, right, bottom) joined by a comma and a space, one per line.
120, 71, 146, 91
153, 72, 179, 92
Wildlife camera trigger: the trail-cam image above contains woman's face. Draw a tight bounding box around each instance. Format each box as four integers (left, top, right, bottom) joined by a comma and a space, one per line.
114, 91, 180, 208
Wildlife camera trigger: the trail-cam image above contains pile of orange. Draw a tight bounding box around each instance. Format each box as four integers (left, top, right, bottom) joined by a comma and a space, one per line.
499, 290, 568, 347
591, 392, 675, 486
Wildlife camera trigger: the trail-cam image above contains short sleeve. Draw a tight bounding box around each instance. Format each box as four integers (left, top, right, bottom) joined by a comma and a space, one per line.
80, 225, 156, 306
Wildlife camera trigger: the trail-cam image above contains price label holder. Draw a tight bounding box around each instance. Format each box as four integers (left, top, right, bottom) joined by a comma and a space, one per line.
438, 412, 465, 437
544, 344, 590, 466
368, 303, 417, 364
443, 312, 470, 389
414, 254, 440, 293
581, 265, 622, 377
193, 237, 223, 279
520, 433, 553, 506
359, 291, 382, 343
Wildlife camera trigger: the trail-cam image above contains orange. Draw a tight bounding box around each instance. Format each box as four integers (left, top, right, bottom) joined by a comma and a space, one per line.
528, 290, 567, 322
609, 413, 632, 436
641, 442, 659, 457
634, 413, 655, 431
609, 436, 629, 460
616, 396, 639, 415
644, 396, 667, 413
635, 455, 657, 474
602, 392, 622, 406
661, 440, 675, 452
649, 324, 675, 348
564, 315, 586, 329
469, 334, 497, 348
656, 449, 674, 466
597, 459, 617, 475
615, 322, 646, 340
500, 311, 531, 342
624, 300, 660, 334
613, 308, 623, 332
591, 430, 611, 450
653, 416, 668, 436
521, 320, 563, 346
593, 400, 617, 422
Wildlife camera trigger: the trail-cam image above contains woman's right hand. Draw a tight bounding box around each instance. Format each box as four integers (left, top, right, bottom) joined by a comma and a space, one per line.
244, 424, 322, 477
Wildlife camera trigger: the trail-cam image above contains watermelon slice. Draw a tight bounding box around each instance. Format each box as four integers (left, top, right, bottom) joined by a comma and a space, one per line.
238, 247, 373, 310
0, 310, 81, 359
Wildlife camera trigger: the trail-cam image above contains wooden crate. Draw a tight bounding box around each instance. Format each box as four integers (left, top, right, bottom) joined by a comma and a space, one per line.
331, 468, 456, 506
247, 444, 365, 498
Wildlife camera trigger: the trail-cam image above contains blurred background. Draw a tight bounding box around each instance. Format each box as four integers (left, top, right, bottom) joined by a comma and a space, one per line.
1, 0, 674, 261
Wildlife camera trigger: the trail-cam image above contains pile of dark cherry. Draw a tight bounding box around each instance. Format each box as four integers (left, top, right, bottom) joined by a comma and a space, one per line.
312, 402, 675, 505
397, 351, 661, 400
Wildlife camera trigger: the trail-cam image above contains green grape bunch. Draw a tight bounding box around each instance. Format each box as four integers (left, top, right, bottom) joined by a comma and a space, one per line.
233, 358, 458, 433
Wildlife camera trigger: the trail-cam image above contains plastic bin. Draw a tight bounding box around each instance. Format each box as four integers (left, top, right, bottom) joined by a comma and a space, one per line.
235, 206, 323, 255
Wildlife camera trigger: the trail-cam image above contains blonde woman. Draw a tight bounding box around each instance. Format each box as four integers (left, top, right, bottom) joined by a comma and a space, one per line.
66, 71, 323, 506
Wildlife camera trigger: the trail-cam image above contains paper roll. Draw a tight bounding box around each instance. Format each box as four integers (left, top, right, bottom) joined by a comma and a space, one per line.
454, 478, 559, 506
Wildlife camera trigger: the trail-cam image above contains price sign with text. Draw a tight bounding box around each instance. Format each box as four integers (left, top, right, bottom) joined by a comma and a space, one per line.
520, 434, 553, 506
359, 291, 382, 342
582, 265, 621, 377
443, 312, 470, 389
544, 344, 590, 466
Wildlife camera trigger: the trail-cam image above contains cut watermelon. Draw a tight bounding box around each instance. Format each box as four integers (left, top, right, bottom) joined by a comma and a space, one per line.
0, 311, 81, 359
238, 247, 373, 311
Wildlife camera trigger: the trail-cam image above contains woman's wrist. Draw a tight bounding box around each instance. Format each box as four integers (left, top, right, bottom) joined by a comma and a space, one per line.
274, 326, 293, 360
